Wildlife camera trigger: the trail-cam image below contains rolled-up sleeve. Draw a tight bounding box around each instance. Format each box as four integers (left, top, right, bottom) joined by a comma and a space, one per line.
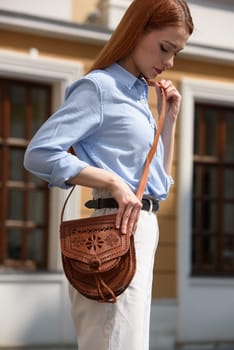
24, 78, 103, 189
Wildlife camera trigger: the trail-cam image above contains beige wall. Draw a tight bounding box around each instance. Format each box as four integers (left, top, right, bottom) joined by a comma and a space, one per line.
0, 29, 103, 73
72, 0, 99, 23
1, 29, 234, 299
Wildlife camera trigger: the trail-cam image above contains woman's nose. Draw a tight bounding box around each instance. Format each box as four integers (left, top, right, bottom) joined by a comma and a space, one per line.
163, 55, 174, 70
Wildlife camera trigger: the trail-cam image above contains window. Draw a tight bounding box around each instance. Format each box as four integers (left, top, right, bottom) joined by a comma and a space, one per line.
0, 78, 52, 271
192, 103, 234, 276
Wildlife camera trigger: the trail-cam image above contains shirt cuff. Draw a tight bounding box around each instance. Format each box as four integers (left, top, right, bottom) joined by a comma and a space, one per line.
49, 153, 90, 189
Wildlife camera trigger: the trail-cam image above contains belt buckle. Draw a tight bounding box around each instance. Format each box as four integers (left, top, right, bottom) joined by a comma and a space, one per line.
144, 197, 154, 213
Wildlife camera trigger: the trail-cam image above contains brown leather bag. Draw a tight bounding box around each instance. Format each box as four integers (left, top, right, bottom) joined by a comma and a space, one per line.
60, 84, 166, 303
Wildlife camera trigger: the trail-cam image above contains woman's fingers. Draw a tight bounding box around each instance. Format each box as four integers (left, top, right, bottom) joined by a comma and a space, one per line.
118, 204, 132, 234
111, 180, 142, 235
115, 201, 142, 235
127, 206, 141, 235
156, 79, 181, 120
121, 204, 141, 235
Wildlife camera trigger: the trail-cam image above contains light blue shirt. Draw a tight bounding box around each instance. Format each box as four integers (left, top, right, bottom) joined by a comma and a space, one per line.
24, 63, 173, 200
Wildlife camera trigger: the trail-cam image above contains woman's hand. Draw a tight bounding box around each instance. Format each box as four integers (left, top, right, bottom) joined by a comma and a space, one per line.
156, 79, 181, 122
110, 180, 142, 235
68, 166, 142, 235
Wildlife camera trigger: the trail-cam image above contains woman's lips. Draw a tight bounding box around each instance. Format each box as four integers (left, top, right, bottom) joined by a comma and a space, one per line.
154, 67, 163, 74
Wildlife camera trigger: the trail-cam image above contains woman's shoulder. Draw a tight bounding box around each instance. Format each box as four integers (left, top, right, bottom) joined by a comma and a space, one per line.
85, 67, 118, 90
65, 66, 118, 100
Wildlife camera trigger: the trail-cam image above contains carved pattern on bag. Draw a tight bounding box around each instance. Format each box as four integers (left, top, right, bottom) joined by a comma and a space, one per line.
86, 235, 104, 250
70, 224, 115, 236
105, 233, 119, 247
71, 232, 120, 251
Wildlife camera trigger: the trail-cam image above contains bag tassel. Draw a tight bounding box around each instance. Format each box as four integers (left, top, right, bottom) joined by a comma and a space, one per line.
95, 274, 117, 303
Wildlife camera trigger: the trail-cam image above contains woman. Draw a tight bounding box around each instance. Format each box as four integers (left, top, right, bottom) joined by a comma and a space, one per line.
24, 0, 193, 349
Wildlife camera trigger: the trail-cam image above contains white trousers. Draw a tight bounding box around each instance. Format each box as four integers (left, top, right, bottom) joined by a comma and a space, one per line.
68, 208, 159, 350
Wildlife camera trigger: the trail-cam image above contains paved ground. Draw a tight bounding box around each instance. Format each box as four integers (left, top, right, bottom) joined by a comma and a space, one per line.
3, 346, 234, 350
1, 343, 234, 350
177, 346, 234, 350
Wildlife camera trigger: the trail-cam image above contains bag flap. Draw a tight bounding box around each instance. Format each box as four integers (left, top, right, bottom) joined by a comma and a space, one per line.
60, 213, 130, 264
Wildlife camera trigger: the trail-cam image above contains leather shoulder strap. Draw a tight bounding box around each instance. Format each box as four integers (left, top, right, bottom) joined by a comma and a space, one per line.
60, 185, 75, 223
136, 84, 166, 199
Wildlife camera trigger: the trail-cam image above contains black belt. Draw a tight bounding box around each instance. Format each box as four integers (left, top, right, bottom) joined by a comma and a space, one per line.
85, 196, 159, 212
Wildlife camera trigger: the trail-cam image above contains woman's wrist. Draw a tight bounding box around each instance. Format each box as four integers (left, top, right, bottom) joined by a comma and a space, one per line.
68, 166, 122, 192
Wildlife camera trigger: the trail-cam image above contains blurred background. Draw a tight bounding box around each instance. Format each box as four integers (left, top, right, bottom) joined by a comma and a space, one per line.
0, 0, 233, 349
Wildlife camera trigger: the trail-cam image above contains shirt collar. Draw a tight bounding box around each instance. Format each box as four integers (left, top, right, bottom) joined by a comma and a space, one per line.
105, 63, 147, 90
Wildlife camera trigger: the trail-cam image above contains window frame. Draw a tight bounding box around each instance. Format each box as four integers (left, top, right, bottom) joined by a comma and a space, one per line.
192, 102, 234, 276
0, 50, 83, 272
0, 78, 53, 270
178, 78, 234, 285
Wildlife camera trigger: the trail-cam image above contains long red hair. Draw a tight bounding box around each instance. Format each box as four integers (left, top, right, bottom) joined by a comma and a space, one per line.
88, 0, 193, 72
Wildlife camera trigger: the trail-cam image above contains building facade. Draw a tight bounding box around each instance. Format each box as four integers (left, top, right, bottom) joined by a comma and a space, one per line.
0, 0, 234, 348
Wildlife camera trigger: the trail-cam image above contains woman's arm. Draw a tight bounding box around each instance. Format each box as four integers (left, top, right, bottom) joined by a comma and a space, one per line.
24, 78, 102, 188
161, 117, 176, 175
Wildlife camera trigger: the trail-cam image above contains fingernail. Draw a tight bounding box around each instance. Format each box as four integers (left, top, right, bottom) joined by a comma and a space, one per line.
121, 227, 126, 234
